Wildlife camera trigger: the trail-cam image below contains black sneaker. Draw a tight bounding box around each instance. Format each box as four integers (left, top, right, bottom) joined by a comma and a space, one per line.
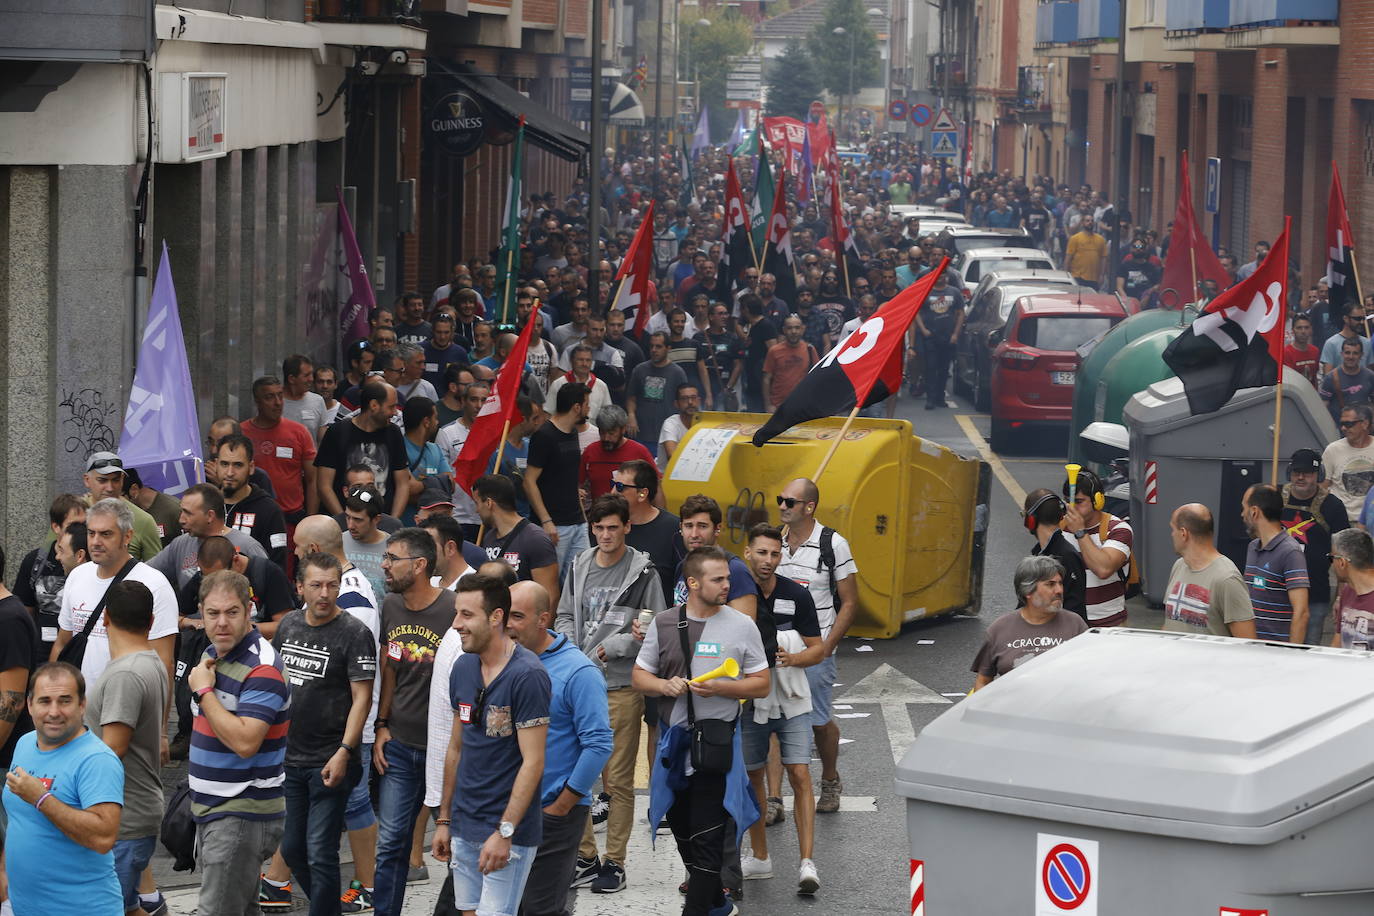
570, 855, 601, 889
259, 875, 293, 910
168, 733, 190, 761
591, 860, 626, 894
590, 791, 610, 829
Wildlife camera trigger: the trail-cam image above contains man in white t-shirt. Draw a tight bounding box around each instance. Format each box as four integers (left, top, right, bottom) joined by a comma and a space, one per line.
1323, 404, 1374, 520
656, 383, 700, 470
53, 499, 178, 687
435, 380, 490, 538
283, 354, 330, 441
419, 515, 476, 591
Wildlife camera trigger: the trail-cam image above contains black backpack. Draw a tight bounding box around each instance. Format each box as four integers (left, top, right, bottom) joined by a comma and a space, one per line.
161, 778, 197, 871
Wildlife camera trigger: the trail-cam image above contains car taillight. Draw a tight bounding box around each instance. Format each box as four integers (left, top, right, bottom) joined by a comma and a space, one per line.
999, 348, 1036, 370
962, 287, 972, 300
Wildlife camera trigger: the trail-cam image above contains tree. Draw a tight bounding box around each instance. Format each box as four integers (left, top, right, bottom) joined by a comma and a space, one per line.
764, 39, 826, 121
679, 11, 754, 144
807, 0, 881, 100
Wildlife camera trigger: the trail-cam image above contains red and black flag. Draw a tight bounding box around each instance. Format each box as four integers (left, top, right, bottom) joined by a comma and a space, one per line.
752, 257, 950, 446
609, 200, 656, 338
714, 157, 756, 304
1162, 218, 1290, 416
1327, 161, 1358, 324
1160, 154, 1231, 306
761, 169, 798, 307
826, 163, 861, 294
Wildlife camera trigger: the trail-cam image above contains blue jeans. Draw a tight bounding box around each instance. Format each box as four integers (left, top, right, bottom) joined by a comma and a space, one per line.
554, 523, 589, 579
449, 836, 537, 916
343, 742, 376, 831
371, 739, 428, 916
1307, 601, 1330, 645
113, 834, 157, 911
283, 763, 359, 916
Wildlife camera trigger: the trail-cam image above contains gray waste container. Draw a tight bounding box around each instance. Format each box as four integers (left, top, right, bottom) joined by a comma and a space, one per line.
896, 629, 1374, 913
1122, 368, 1336, 604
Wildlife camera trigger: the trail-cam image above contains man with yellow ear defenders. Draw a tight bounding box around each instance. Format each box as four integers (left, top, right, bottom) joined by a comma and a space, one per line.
1062, 464, 1135, 626
1022, 489, 1088, 621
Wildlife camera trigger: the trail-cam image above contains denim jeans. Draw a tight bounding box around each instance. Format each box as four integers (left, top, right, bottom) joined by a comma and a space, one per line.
1307, 601, 1331, 645
449, 836, 537, 916
371, 739, 429, 916
113, 834, 157, 911
343, 742, 376, 831
521, 805, 589, 916
554, 523, 590, 579
283, 762, 360, 916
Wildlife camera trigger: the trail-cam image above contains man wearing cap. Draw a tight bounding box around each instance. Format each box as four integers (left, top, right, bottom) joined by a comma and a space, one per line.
81, 452, 163, 561
1280, 447, 1351, 644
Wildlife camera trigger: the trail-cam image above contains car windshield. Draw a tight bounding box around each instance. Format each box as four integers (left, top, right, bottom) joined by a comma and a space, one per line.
995, 285, 1078, 320
970, 258, 1053, 283
950, 235, 1041, 256
1017, 316, 1117, 351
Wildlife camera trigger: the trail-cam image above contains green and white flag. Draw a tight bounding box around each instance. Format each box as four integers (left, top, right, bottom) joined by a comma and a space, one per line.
750, 132, 774, 253
495, 116, 526, 326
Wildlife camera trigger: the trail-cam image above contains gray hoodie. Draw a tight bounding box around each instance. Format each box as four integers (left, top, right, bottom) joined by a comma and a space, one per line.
554, 545, 666, 688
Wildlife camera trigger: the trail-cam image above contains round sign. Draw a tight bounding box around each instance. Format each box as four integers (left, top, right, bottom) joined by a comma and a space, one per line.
888, 100, 909, 121
910, 103, 933, 126
428, 90, 486, 158
1040, 843, 1092, 910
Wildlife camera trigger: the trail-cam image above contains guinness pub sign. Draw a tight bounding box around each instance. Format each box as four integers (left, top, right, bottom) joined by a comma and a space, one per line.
429, 90, 486, 157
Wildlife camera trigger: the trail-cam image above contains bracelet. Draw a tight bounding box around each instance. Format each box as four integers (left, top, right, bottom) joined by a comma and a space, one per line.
435, 817, 452, 826
374, 718, 389, 729
35, 791, 52, 809
195, 685, 213, 700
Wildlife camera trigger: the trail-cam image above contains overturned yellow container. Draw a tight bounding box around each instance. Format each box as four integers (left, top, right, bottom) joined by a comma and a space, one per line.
662, 412, 991, 638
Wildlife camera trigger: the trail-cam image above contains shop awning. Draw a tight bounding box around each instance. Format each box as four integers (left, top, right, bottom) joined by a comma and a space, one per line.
428, 59, 589, 162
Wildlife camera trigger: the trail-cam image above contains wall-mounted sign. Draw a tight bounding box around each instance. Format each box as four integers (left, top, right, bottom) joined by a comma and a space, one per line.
156, 71, 227, 163
429, 90, 486, 158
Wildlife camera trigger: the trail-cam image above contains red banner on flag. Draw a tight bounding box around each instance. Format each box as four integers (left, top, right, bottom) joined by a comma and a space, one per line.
452, 312, 538, 493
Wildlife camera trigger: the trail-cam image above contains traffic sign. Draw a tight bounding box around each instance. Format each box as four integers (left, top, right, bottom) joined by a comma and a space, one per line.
930, 131, 958, 156
1035, 834, 1097, 915
889, 100, 909, 121
931, 107, 957, 132
1205, 156, 1222, 214
910, 103, 933, 126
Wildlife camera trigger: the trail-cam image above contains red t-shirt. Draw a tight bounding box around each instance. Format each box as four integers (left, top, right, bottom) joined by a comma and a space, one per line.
241, 417, 317, 514
763, 340, 819, 407
579, 438, 657, 499
1283, 343, 1320, 385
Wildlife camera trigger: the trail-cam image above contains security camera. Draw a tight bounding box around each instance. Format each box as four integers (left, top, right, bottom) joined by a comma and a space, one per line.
389, 50, 409, 65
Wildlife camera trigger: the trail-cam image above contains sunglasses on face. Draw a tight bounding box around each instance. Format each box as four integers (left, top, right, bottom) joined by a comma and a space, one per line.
776, 496, 806, 508
1340, 420, 1362, 428
610, 481, 644, 492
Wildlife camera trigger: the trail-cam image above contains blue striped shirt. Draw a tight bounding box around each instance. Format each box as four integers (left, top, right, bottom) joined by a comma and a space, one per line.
189, 629, 291, 821
1244, 531, 1310, 642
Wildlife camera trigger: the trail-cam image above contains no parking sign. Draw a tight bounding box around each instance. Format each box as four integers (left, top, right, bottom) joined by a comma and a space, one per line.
889, 100, 909, 121
910, 103, 933, 126
1035, 834, 1098, 914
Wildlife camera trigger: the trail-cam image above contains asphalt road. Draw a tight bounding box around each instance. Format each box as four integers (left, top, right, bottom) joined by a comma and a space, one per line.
149, 389, 1162, 915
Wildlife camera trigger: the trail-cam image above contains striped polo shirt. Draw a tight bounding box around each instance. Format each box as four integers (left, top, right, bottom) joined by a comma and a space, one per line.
1243, 530, 1311, 642
189, 629, 291, 822
1081, 516, 1133, 625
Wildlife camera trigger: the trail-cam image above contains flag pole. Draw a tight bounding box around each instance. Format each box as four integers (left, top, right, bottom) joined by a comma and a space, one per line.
1352, 248, 1368, 337
1271, 376, 1283, 485
815, 404, 862, 480
475, 416, 515, 547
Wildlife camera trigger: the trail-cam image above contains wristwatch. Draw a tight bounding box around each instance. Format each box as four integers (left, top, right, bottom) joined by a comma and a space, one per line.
498, 820, 515, 839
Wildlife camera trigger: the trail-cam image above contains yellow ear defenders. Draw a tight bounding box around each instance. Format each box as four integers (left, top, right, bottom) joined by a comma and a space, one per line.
1063, 463, 1105, 512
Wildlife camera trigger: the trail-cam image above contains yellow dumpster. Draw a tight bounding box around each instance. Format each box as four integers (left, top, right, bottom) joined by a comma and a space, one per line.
662, 412, 990, 638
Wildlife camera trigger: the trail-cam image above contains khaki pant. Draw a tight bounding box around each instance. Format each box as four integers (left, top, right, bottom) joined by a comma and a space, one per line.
579, 686, 643, 866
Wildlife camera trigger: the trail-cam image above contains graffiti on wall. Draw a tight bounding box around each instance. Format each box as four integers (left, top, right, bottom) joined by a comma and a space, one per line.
59, 387, 118, 458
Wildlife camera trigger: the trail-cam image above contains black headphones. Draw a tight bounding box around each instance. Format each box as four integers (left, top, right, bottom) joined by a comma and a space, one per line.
1063, 469, 1106, 512
1023, 492, 1066, 532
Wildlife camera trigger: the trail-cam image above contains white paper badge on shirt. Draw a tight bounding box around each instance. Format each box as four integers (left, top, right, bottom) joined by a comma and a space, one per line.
1035, 833, 1098, 915
773, 599, 795, 617
603, 610, 627, 627
277, 446, 295, 459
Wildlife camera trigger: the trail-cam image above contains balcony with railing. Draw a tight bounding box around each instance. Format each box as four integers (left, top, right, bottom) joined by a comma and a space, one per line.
1224, 0, 1339, 47
1075, 0, 1120, 46
1035, 1, 1090, 56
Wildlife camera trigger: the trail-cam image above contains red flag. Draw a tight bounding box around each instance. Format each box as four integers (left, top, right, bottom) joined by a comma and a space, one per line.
806, 114, 831, 175
752, 258, 951, 446
714, 160, 755, 302
1160, 154, 1231, 307
609, 200, 656, 337
762, 168, 798, 306
1327, 162, 1358, 320
763, 116, 807, 176
451, 312, 537, 494
1162, 218, 1290, 415
828, 165, 859, 292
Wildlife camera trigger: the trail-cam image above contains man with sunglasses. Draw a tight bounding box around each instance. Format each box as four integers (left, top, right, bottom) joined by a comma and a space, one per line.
579, 406, 656, 500
1324, 404, 1374, 521
774, 478, 857, 814
1320, 304, 1373, 376
1328, 528, 1374, 649
371, 527, 456, 916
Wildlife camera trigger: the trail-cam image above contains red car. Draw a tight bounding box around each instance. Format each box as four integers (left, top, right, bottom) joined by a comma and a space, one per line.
989, 293, 1131, 450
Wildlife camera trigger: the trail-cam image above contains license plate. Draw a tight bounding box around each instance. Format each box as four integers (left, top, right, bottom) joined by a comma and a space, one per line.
1052, 371, 1075, 385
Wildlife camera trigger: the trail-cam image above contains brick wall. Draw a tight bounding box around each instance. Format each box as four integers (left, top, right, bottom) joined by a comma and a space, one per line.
1248, 50, 1288, 255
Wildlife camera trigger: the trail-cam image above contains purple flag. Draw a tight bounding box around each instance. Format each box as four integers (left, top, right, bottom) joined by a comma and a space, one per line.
337, 187, 375, 355
118, 241, 203, 494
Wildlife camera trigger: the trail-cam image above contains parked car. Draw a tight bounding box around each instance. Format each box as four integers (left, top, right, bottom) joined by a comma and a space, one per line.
954, 268, 1081, 410
988, 293, 1132, 451
954, 247, 1056, 289
935, 225, 1039, 259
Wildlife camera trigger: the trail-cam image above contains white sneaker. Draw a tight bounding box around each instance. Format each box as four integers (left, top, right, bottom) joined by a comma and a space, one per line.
798, 858, 820, 896
740, 855, 773, 880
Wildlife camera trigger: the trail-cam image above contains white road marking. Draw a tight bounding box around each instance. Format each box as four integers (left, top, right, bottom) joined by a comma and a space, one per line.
842, 663, 952, 763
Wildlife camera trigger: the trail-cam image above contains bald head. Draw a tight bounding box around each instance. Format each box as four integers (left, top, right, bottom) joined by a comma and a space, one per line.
1172, 503, 1213, 538
789, 477, 820, 505
294, 515, 344, 556
510, 580, 552, 626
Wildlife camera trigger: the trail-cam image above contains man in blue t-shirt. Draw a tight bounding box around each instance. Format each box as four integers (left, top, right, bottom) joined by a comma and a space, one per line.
672, 495, 759, 619
2, 662, 124, 916
432, 575, 551, 916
